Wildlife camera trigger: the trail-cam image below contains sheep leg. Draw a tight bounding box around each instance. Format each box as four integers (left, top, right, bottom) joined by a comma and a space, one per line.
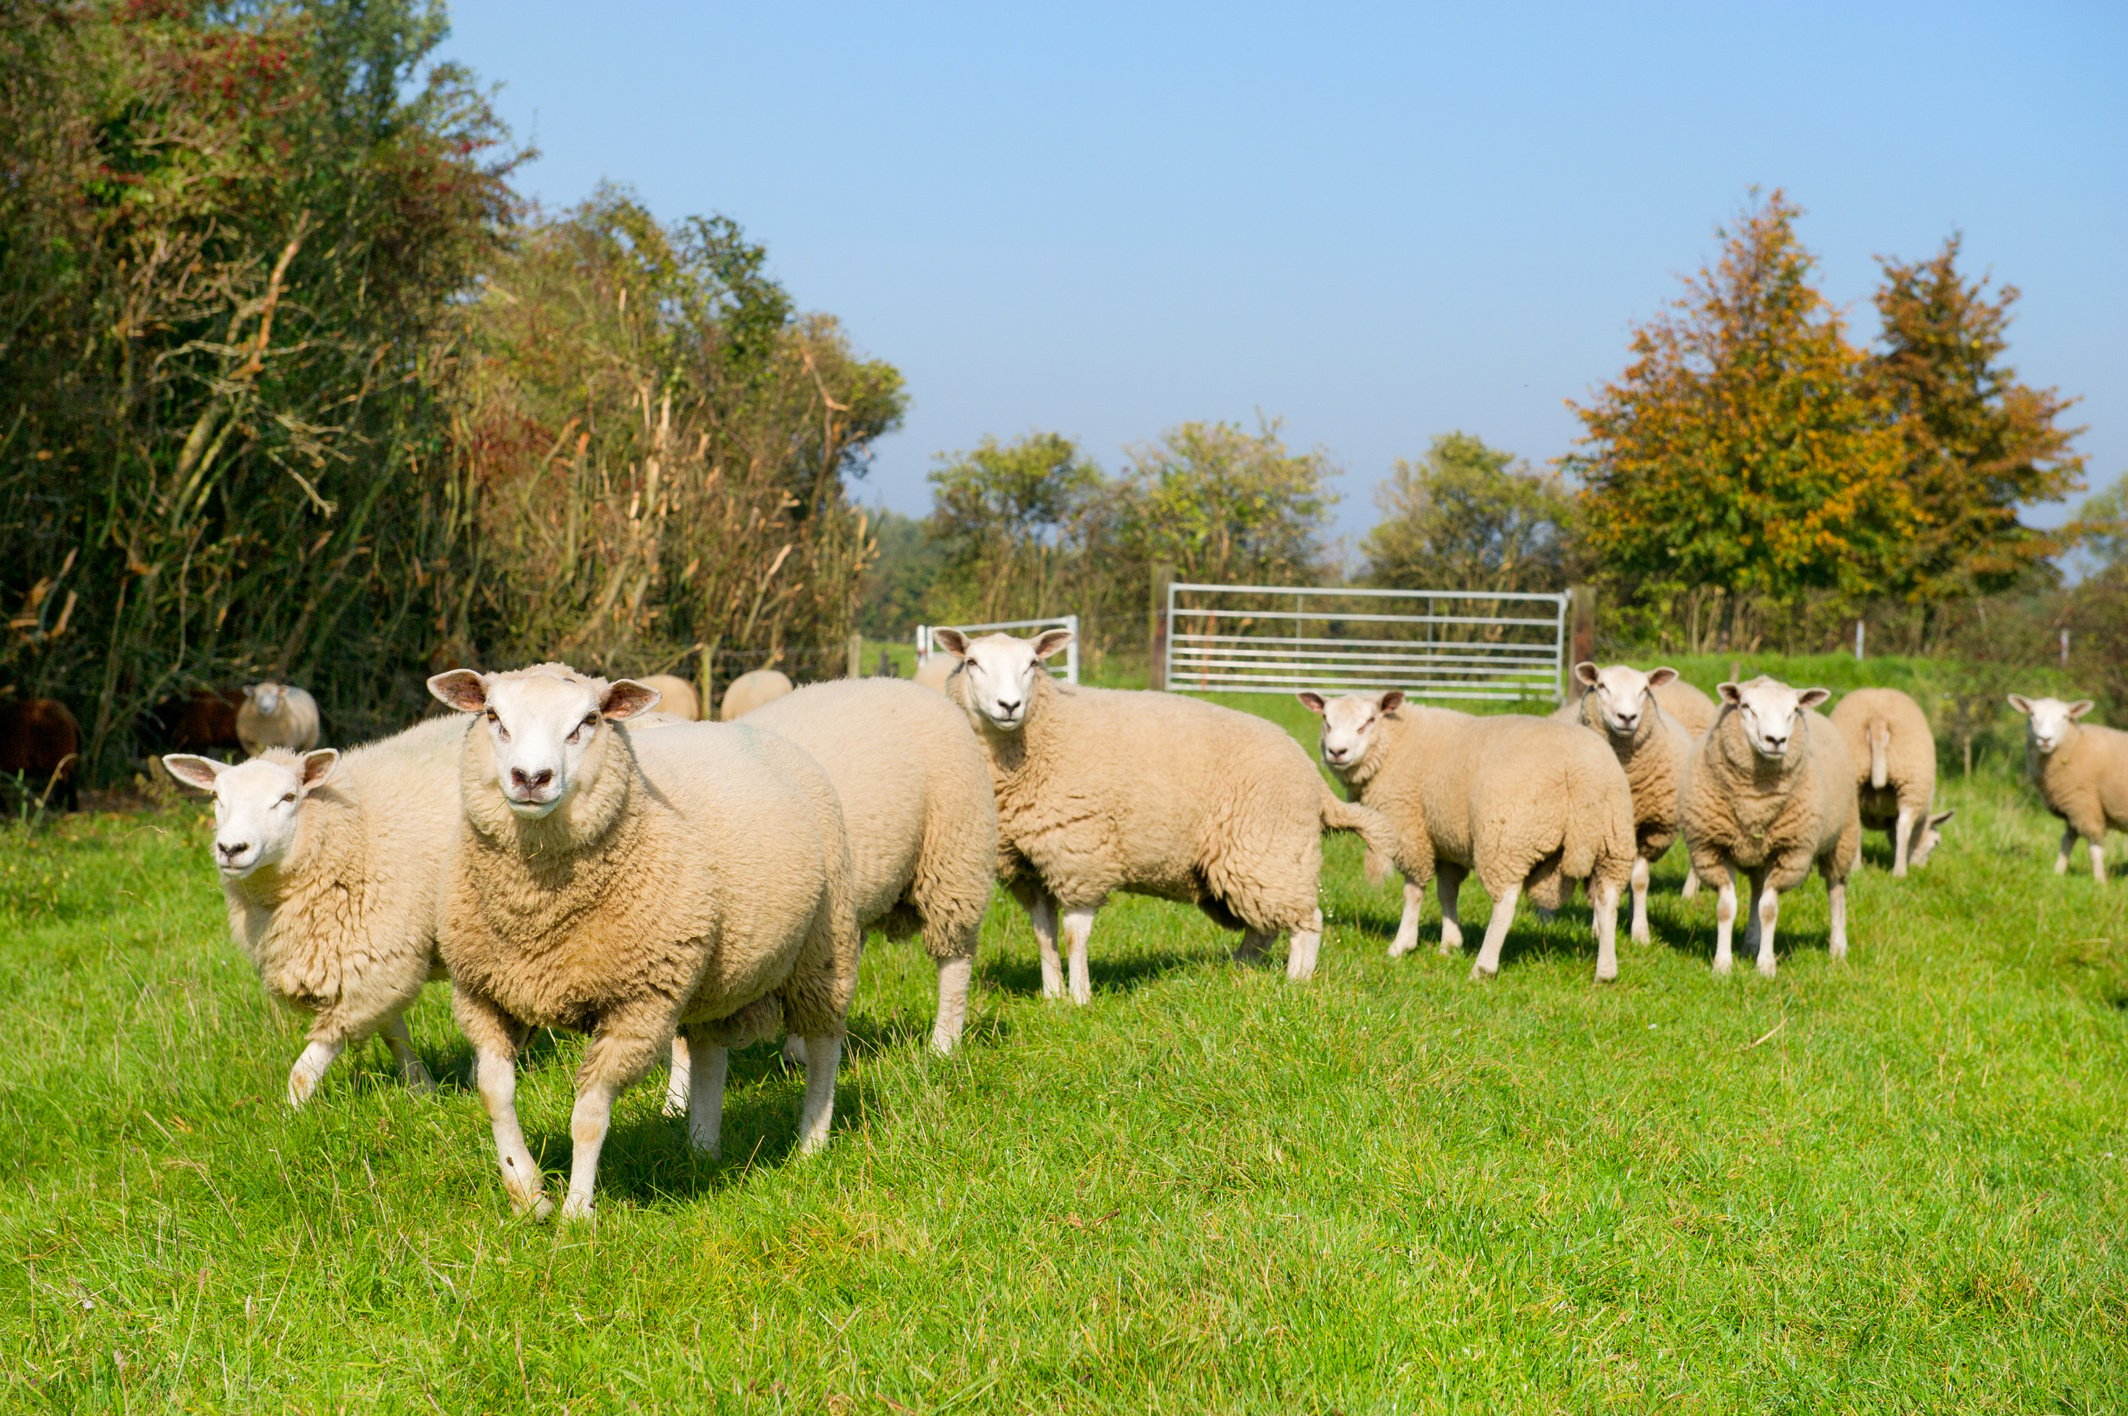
1629, 857, 1652, 945
1712, 868, 1738, 976
1232, 928, 1269, 963
1891, 806, 1916, 878
475, 1047, 550, 1219
1471, 882, 1520, 980
1827, 875, 1848, 962
2091, 839, 2108, 885
1388, 875, 1425, 957
1436, 866, 1467, 954
380, 1014, 434, 1094
687, 1038, 729, 1157
794, 1034, 843, 1155
780, 1034, 808, 1068
1029, 893, 1065, 1000
1062, 905, 1097, 1005
1285, 908, 1324, 983
1592, 877, 1621, 983
286, 1037, 345, 1108
931, 953, 975, 1054
663, 1035, 691, 1116
1680, 869, 1700, 901
560, 1079, 620, 1221
2055, 825, 2077, 874
1754, 877, 1780, 979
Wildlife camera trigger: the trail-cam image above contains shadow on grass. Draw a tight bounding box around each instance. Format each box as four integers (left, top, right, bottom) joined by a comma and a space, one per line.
978, 946, 1210, 998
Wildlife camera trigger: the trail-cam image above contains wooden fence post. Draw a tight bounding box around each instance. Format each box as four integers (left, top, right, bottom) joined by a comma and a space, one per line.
699, 643, 717, 721
1149, 563, 1175, 691
1568, 584, 1597, 688
847, 632, 862, 679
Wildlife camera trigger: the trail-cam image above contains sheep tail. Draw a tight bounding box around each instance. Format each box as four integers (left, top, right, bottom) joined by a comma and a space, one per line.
1320, 788, 1395, 886
1866, 721, 1890, 790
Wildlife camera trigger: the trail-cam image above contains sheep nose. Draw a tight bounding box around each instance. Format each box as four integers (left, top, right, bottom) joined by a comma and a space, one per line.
994, 698, 1022, 717
510, 767, 554, 792
218, 841, 247, 860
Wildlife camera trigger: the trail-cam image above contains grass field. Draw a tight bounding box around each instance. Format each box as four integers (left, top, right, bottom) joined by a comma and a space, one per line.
4, 692, 2126, 1412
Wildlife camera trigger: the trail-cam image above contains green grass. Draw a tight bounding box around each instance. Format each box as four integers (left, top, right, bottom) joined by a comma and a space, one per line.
3, 704, 2126, 1412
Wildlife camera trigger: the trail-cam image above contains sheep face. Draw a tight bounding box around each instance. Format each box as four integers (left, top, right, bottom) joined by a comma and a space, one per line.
247, 682, 285, 716
1717, 677, 1830, 761
1299, 690, 1404, 775
935, 628, 1071, 733
1910, 810, 1955, 868
1573, 662, 1678, 738
2008, 694, 2092, 755
162, 749, 339, 878
427, 667, 661, 819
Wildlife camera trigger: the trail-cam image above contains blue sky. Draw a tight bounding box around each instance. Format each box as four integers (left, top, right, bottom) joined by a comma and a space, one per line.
438, 1, 2126, 552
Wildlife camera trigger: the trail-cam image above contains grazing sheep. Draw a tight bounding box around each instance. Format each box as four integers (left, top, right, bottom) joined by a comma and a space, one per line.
1302, 692, 1634, 982
161, 715, 466, 1105
0, 697, 81, 812
237, 682, 321, 756
428, 664, 858, 1221
148, 689, 244, 754
719, 667, 794, 720
1652, 678, 1719, 737
1679, 677, 1859, 977
1830, 687, 1952, 876
1561, 662, 1697, 943
937, 628, 1394, 991
2008, 694, 2128, 883
637, 673, 701, 721
912, 655, 957, 695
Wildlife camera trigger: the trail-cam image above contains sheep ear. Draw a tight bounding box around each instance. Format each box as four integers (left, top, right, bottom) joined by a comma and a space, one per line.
1718, 682, 1743, 707
1646, 666, 1678, 688
1297, 691, 1327, 715
428, 670, 488, 714
1574, 661, 1600, 688
601, 679, 661, 720
2006, 694, 2033, 716
299, 749, 340, 792
1030, 628, 1074, 661
2068, 699, 2095, 720
933, 629, 970, 660
1798, 687, 1831, 710
161, 754, 224, 793
1377, 691, 1405, 714
1929, 809, 1956, 828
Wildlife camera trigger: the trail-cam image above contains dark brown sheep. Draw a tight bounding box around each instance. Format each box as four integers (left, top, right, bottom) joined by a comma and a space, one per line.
0, 698, 81, 811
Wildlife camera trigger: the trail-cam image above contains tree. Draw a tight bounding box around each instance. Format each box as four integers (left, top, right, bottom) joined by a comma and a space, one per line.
1363, 432, 1575, 592
1870, 235, 2085, 602
925, 432, 1105, 623
1121, 418, 1335, 587
1567, 191, 1912, 646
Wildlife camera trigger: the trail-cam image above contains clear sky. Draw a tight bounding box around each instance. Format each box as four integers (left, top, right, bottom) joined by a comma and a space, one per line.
437, 1, 2126, 553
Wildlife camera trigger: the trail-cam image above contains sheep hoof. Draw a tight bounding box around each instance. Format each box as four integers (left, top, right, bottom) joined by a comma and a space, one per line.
1711, 958, 1733, 977
1595, 965, 1618, 983
1630, 925, 1651, 946
1756, 959, 1778, 979
403, 1064, 437, 1096
512, 1190, 554, 1221
1468, 961, 1497, 981
1386, 939, 1416, 959
558, 1193, 594, 1222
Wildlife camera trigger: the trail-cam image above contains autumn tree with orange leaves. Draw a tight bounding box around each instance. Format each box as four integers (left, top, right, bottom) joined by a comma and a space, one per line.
1568, 192, 1912, 650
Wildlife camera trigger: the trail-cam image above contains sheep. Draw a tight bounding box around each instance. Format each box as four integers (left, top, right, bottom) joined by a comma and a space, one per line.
160, 715, 466, 1105
719, 667, 794, 720
935, 628, 1395, 992
1830, 687, 1952, 876
237, 681, 320, 756
2007, 694, 2128, 883
912, 655, 957, 695
427, 663, 859, 1221
637, 673, 701, 721
1652, 678, 1719, 737
1559, 662, 1697, 943
1303, 692, 1634, 982
1678, 677, 1859, 977
0, 697, 81, 812
148, 688, 244, 754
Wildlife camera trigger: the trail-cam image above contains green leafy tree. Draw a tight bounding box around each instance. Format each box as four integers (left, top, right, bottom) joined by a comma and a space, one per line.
925, 432, 1105, 623
1364, 432, 1575, 592
1121, 418, 1335, 587
1870, 235, 2085, 602
1567, 191, 1912, 646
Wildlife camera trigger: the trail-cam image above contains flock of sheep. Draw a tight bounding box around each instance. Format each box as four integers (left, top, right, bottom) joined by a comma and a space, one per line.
140, 630, 2128, 1219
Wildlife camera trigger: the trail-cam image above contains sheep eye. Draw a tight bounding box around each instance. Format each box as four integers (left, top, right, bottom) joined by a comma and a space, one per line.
280, 792, 297, 805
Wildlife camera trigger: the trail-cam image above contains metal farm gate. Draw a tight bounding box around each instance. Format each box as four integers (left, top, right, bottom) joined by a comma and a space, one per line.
1161, 583, 1570, 703
914, 614, 1081, 683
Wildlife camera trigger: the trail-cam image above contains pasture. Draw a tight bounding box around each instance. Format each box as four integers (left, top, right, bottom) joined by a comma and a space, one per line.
2, 692, 2125, 1412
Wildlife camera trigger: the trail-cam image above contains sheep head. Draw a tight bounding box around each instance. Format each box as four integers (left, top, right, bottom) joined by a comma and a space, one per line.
1299, 690, 1403, 776
246, 682, 285, 716
2007, 694, 2092, 755
427, 665, 660, 819
162, 748, 339, 879
1716, 676, 1830, 761
1910, 810, 1956, 868
1573, 662, 1678, 739
935, 628, 1070, 733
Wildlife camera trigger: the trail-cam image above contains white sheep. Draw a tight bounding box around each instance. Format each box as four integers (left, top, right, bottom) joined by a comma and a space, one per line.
663, 677, 997, 1107
719, 667, 794, 720
1830, 687, 1952, 876
1303, 692, 1634, 982
237, 681, 320, 756
637, 673, 701, 721
1653, 678, 1719, 736
936, 628, 1395, 992
2008, 694, 2128, 883
428, 664, 859, 1221
1560, 662, 1698, 943
161, 715, 465, 1105
1678, 677, 1859, 977
912, 654, 957, 695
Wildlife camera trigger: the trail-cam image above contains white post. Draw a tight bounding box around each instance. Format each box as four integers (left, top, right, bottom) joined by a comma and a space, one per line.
1854, 619, 1864, 661
914, 624, 927, 665
2061, 627, 2070, 669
